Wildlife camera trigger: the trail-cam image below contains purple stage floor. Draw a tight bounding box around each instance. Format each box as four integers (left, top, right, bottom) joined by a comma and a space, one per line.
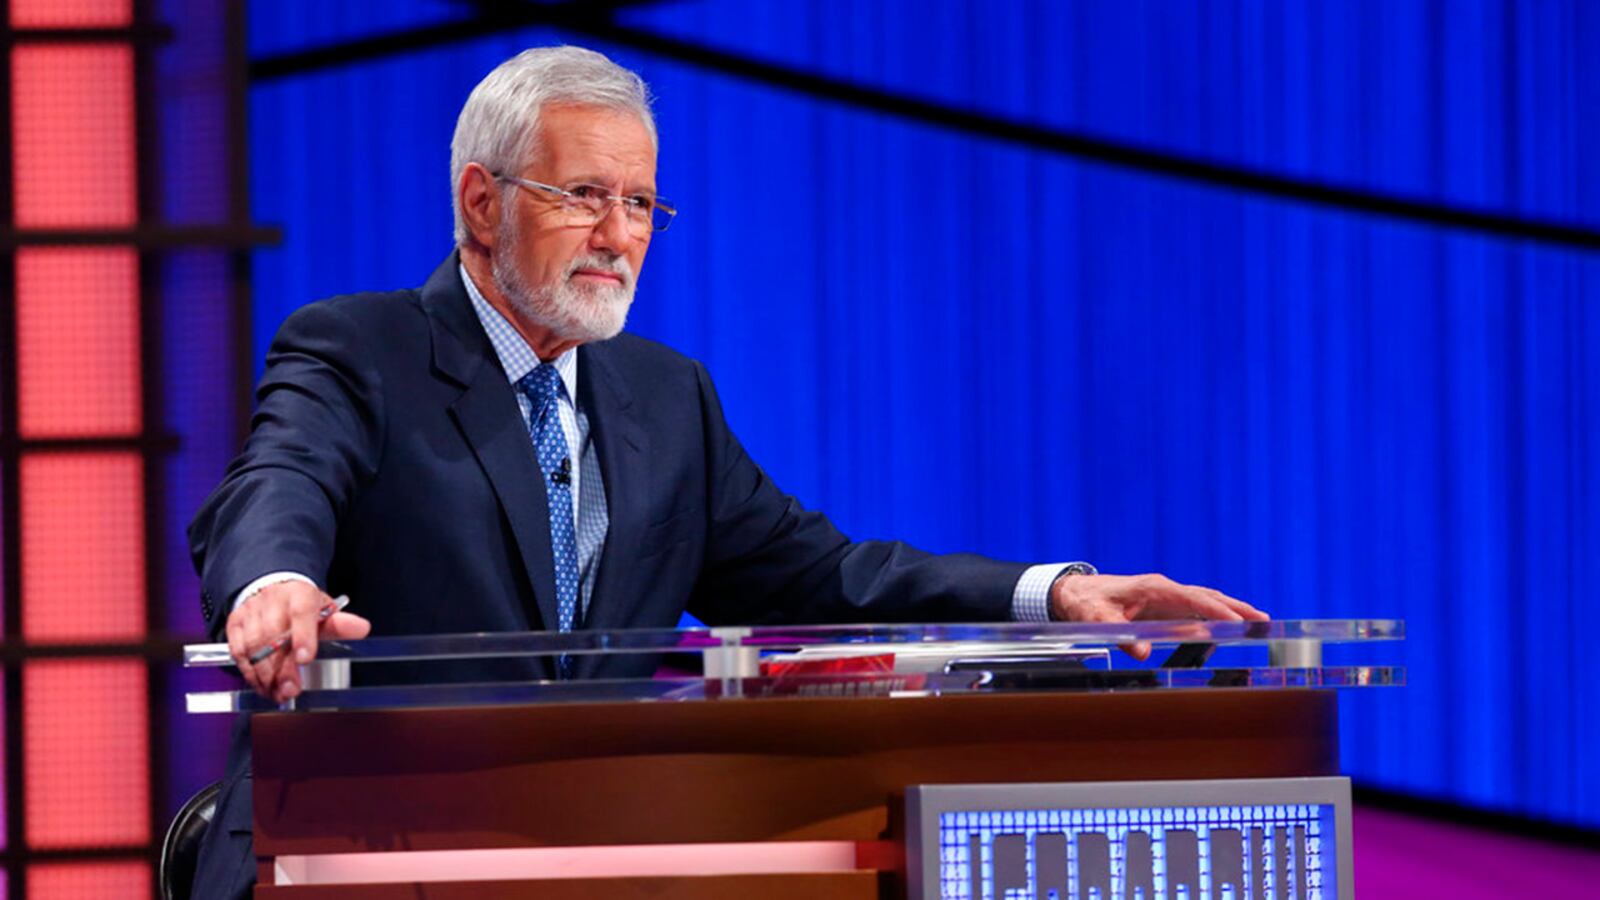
1354, 805, 1600, 898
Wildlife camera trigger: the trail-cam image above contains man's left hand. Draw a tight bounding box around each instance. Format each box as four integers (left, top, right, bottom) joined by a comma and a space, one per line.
1050, 573, 1268, 661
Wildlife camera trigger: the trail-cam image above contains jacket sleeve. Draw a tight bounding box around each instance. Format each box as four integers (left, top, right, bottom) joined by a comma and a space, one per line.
187, 301, 385, 640
686, 360, 1026, 626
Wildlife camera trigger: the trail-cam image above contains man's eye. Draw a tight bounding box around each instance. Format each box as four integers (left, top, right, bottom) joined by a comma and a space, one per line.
625, 195, 654, 211
568, 185, 604, 200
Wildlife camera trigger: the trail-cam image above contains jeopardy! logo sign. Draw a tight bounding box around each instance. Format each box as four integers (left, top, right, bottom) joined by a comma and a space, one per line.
907, 779, 1352, 900
942, 810, 1325, 899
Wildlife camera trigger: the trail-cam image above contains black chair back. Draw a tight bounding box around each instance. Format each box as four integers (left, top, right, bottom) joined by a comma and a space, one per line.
158, 781, 222, 900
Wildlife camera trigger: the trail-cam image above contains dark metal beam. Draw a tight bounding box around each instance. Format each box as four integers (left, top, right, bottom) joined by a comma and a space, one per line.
0, 843, 156, 863
248, 4, 1600, 254
133, 0, 171, 880
0, 434, 180, 453
0, 24, 172, 45
0, 638, 192, 664
0, 1, 29, 895
226, 0, 257, 449
1, 224, 281, 248
252, 6, 554, 78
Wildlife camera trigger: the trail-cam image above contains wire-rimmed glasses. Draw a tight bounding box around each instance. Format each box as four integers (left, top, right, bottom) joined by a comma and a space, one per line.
495, 173, 677, 234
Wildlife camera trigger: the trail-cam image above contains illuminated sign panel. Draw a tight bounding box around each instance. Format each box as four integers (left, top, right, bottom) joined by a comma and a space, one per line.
907, 778, 1352, 900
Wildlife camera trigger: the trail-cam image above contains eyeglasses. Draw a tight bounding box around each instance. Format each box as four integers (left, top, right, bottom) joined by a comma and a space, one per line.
494, 173, 677, 234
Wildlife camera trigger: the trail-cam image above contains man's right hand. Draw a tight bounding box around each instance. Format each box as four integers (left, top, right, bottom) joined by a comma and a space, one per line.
225, 581, 372, 702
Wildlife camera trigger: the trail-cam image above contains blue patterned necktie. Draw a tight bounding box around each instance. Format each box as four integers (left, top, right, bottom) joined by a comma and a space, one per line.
517, 364, 578, 678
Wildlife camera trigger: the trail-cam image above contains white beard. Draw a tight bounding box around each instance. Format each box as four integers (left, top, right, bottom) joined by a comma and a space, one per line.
491, 214, 635, 344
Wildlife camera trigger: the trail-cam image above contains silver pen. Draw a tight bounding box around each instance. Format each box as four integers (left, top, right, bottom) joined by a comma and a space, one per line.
247, 594, 351, 664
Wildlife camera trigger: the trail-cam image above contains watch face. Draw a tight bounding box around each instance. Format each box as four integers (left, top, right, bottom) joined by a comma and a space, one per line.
1064, 562, 1098, 578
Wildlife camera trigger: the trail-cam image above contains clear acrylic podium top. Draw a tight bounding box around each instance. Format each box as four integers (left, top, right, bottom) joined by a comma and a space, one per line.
183, 618, 1403, 714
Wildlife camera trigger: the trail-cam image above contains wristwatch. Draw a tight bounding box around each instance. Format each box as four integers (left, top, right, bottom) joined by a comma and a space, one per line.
1047, 561, 1099, 621
1060, 561, 1098, 579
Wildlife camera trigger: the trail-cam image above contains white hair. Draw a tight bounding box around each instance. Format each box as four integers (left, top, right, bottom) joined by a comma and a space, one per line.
450, 45, 657, 245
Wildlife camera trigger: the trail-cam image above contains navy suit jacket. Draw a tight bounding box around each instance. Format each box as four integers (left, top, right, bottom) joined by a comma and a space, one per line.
189, 254, 1028, 682
187, 254, 1033, 897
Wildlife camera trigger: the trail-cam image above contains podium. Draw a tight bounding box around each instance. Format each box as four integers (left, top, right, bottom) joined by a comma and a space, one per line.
184, 620, 1402, 898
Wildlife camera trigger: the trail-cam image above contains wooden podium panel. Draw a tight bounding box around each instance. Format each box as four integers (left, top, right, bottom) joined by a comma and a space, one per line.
252, 688, 1337, 896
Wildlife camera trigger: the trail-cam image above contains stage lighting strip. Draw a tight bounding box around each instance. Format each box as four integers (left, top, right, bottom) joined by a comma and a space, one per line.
271, 840, 884, 887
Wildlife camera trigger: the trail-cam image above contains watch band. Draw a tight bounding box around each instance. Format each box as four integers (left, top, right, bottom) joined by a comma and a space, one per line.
1048, 561, 1099, 621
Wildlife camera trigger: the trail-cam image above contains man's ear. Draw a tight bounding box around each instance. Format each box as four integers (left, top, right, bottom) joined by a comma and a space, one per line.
458, 162, 501, 249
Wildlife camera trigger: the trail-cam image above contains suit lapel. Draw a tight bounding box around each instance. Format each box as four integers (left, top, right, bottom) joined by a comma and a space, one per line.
576, 341, 648, 639
423, 255, 561, 633
448, 372, 561, 633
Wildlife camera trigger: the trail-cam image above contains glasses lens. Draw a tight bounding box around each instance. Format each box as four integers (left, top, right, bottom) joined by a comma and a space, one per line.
565, 185, 609, 221
562, 185, 672, 234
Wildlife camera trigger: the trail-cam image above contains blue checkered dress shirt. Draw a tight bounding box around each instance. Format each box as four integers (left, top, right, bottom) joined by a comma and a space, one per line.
462, 266, 609, 625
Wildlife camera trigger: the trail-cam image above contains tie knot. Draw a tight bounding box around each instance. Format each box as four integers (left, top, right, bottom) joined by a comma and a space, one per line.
518, 363, 564, 409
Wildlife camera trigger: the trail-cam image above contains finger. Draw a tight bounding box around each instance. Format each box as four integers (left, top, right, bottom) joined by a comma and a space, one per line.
274, 655, 301, 703
1069, 600, 1150, 660
1209, 588, 1269, 621
225, 611, 262, 694
1061, 593, 1136, 625
1139, 577, 1241, 621
225, 612, 246, 665
1119, 640, 1152, 662
321, 612, 372, 640
1053, 587, 1138, 629
238, 598, 276, 696
1159, 620, 1215, 644
1071, 597, 1149, 660
271, 632, 304, 703
250, 640, 287, 697
286, 589, 322, 666
1184, 586, 1244, 621
249, 598, 291, 696
1207, 588, 1262, 619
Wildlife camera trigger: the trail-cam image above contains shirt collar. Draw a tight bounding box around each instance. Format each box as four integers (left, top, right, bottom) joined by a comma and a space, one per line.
459, 263, 578, 400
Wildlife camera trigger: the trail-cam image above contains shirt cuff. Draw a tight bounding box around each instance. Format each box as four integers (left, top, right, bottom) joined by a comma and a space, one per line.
1010, 563, 1078, 622
232, 571, 317, 612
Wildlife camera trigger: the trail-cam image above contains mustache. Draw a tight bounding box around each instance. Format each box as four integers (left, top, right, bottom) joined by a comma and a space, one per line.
566, 253, 634, 288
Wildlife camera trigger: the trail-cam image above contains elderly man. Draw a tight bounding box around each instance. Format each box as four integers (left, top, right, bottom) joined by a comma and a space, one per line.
188, 45, 1263, 897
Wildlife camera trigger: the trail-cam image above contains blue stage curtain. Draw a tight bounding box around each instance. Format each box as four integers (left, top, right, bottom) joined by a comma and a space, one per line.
247, 0, 1599, 827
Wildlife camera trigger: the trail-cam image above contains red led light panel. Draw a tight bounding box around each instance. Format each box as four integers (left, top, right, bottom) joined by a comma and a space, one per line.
11, 45, 136, 227
20, 454, 145, 642
24, 660, 149, 848
8, 0, 132, 27
28, 862, 148, 900
14, 249, 142, 438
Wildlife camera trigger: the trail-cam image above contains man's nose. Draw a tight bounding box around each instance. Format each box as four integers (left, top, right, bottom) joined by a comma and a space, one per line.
588, 201, 638, 253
